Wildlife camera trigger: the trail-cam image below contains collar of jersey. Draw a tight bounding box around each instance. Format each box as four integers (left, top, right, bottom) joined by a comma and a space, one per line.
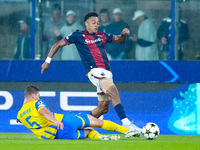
23, 99, 38, 105
85, 29, 96, 35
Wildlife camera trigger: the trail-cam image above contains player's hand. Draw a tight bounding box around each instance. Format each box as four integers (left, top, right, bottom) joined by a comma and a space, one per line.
121, 28, 130, 36
55, 121, 64, 130
41, 62, 50, 74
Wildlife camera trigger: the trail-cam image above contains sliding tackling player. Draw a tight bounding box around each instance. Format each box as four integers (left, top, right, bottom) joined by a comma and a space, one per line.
17, 85, 139, 140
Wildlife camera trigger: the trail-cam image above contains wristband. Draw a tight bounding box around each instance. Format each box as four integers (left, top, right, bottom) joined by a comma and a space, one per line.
45, 57, 52, 63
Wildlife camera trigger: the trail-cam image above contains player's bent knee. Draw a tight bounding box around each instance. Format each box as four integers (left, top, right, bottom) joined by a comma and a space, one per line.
98, 94, 112, 101
99, 78, 114, 93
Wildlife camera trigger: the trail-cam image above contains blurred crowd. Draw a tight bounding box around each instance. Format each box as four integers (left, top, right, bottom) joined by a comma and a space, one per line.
14, 4, 189, 61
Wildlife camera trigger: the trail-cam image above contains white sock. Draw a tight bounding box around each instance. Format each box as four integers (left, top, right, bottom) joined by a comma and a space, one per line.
121, 118, 131, 125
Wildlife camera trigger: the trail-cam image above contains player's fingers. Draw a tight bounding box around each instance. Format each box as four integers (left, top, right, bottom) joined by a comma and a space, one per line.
41, 63, 49, 74
126, 31, 130, 35
60, 123, 64, 130
41, 68, 44, 74
122, 28, 130, 35
58, 123, 64, 130
125, 28, 130, 35
56, 124, 59, 129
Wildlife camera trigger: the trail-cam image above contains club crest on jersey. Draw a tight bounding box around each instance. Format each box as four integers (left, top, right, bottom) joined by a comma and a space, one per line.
84, 38, 102, 44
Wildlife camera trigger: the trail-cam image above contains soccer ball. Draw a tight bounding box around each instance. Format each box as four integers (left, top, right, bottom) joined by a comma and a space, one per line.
142, 122, 160, 140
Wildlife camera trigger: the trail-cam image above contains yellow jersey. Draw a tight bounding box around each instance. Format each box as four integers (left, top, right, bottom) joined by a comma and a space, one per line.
17, 99, 63, 139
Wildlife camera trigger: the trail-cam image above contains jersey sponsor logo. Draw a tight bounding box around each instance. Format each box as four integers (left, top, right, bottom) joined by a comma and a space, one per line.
97, 34, 102, 38
38, 100, 45, 108
84, 38, 102, 44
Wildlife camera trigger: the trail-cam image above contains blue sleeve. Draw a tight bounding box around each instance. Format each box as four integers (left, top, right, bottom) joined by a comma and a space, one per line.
35, 99, 48, 111
64, 31, 78, 45
103, 32, 115, 43
17, 119, 21, 123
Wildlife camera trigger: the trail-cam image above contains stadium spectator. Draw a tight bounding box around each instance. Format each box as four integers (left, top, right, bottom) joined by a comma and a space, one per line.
130, 10, 159, 60
41, 12, 142, 134
105, 8, 133, 60
17, 85, 140, 140
55, 10, 83, 60
157, 6, 189, 60
14, 17, 31, 60
43, 4, 65, 60
98, 8, 111, 33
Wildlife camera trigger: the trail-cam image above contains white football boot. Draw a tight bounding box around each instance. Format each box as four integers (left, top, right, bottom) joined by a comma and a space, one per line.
99, 134, 120, 140
123, 122, 142, 133
123, 122, 142, 138
124, 130, 141, 139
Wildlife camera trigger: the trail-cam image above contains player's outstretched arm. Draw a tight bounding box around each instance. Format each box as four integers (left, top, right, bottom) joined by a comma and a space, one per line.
41, 39, 67, 74
39, 107, 64, 130
113, 28, 130, 43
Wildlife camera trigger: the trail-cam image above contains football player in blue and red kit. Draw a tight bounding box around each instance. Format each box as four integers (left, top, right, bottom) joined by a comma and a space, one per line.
41, 12, 142, 134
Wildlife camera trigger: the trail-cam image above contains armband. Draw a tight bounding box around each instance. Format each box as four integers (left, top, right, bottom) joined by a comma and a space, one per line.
45, 57, 52, 63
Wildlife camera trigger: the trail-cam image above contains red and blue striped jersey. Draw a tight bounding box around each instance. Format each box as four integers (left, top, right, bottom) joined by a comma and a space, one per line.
64, 29, 115, 72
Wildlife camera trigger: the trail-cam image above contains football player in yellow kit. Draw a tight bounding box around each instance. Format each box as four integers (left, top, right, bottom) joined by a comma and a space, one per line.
17, 85, 140, 140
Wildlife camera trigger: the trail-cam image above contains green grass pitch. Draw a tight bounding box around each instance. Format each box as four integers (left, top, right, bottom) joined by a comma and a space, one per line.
0, 133, 199, 150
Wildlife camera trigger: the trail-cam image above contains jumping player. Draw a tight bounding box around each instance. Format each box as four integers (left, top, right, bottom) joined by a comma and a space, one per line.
17, 85, 139, 140
41, 12, 142, 133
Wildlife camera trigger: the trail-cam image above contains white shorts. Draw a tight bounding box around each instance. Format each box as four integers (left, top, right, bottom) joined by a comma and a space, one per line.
87, 68, 113, 101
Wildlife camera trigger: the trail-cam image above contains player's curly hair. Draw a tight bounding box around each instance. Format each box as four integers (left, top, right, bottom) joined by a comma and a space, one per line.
24, 85, 39, 98
84, 11, 98, 22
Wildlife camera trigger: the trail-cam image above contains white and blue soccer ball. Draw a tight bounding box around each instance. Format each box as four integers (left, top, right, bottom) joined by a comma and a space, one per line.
142, 122, 160, 140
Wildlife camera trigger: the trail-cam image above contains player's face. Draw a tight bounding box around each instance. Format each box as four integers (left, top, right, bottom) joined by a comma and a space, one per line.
85, 17, 99, 34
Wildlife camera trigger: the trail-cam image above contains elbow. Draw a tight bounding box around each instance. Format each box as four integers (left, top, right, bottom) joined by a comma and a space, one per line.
56, 41, 63, 48
53, 41, 63, 50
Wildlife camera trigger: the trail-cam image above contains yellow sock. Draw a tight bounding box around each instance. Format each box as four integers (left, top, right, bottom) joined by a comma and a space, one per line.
102, 120, 129, 134
88, 130, 101, 140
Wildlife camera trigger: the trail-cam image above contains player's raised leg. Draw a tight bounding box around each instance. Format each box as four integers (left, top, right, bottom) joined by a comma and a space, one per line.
90, 100, 110, 118
99, 78, 142, 133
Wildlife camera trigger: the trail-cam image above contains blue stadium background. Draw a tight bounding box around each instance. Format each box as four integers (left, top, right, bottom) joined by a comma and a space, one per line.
0, 61, 200, 135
